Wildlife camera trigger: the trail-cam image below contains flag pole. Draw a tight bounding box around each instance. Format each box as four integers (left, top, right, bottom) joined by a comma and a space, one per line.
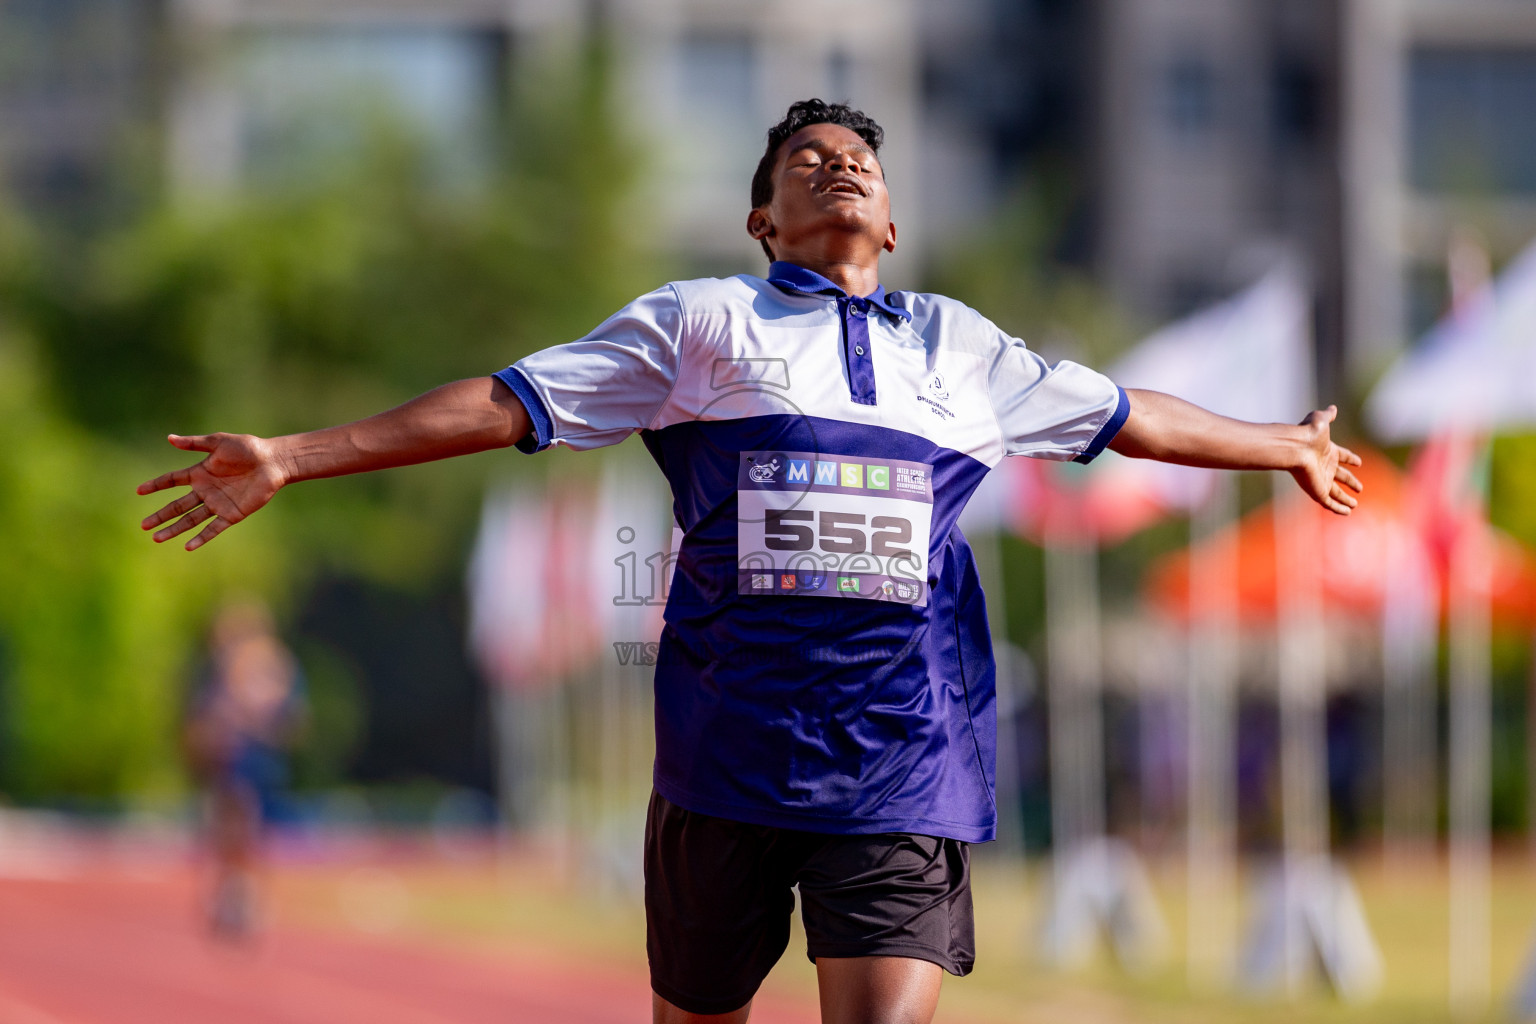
1381, 525, 1438, 872
1185, 471, 1239, 988
1528, 630, 1536, 858
1038, 465, 1168, 972
975, 522, 1026, 859
1046, 529, 1105, 863
1448, 461, 1493, 1016
1274, 481, 1329, 993
1040, 503, 1106, 967
1439, 228, 1494, 1018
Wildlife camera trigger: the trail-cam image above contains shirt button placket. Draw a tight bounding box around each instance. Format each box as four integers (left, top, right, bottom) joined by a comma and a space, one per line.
843, 298, 877, 406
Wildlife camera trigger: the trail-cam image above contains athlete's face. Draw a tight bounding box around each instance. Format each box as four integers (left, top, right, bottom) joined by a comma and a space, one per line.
747, 123, 897, 263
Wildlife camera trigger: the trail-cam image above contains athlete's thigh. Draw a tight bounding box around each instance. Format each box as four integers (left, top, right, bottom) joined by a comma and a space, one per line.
815, 955, 942, 1024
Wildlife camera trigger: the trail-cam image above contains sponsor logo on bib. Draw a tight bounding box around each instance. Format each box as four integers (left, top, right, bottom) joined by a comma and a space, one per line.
748, 458, 780, 483
894, 466, 928, 496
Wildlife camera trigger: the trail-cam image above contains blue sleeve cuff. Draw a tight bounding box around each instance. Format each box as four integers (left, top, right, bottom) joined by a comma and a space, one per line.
493, 366, 555, 454
1073, 386, 1130, 465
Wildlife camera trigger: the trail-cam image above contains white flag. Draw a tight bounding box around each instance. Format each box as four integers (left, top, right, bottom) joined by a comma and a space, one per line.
1101, 264, 1314, 509
1367, 235, 1536, 441
589, 457, 671, 643
468, 485, 553, 689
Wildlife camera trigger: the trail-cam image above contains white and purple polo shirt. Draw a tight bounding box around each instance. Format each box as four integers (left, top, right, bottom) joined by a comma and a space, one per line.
495, 261, 1127, 842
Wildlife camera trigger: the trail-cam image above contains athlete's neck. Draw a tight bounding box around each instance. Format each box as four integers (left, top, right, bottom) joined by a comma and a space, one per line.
774, 253, 881, 298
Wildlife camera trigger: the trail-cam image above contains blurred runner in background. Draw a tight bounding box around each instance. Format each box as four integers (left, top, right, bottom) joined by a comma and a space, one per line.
182, 598, 305, 939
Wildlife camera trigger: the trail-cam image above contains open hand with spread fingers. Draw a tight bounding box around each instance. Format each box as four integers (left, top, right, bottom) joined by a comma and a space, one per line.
137, 378, 535, 552
1289, 405, 1364, 516
138, 433, 289, 551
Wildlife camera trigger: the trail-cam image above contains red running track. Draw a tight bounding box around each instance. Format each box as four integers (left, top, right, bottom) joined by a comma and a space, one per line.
0, 869, 821, 1024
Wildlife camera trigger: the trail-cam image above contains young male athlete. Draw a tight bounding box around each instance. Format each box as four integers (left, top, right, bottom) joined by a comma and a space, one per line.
140, 99, 1362, 1023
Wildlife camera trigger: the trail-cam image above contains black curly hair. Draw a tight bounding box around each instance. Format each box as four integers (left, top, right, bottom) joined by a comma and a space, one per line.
749, 99, 886, 262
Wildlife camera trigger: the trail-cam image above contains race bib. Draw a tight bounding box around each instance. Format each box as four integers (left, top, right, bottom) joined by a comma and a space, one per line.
736, 449, 933, 606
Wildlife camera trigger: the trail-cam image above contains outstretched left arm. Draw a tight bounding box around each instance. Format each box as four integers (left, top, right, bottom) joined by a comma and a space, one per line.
1107, 388, 1363, 515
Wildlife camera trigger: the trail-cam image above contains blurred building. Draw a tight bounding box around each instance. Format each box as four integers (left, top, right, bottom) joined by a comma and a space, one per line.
927, 0, 1536, 399
1096, 0, 1345, 393
164, 0, 513, 200
161, 0, 924, 278
1346, 0, 1536, 377
1085, 0, 1536, 391
918, 1, 1100, 265
7, 0, 1536, 393
0, 0, 163, 230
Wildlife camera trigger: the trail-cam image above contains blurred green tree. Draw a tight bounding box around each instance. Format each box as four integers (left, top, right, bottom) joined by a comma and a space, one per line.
1491, 433, 1536, 552
0, 38, 658, 801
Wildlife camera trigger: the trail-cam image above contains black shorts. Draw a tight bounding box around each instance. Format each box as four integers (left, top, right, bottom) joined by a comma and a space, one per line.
644, 791, 975, 1016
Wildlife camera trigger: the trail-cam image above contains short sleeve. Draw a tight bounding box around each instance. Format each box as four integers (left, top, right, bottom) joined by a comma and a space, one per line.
986, 329, 1129, 464
495, 284, 684, 453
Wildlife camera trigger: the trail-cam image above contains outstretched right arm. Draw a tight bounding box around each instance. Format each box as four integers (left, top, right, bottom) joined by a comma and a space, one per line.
138, 376, 531, 551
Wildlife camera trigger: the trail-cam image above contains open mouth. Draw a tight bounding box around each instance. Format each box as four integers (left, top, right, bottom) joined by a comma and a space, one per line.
819, 178, 867, 197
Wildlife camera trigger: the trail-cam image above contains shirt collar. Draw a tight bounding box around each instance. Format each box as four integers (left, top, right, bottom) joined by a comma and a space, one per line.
766, 261, 912, 323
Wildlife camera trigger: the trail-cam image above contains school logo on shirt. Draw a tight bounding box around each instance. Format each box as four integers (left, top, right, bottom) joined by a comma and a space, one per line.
918, 372, 955, 420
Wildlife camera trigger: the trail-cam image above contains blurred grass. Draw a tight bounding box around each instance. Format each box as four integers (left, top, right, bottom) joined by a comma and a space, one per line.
265, 844, 1536, 1023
